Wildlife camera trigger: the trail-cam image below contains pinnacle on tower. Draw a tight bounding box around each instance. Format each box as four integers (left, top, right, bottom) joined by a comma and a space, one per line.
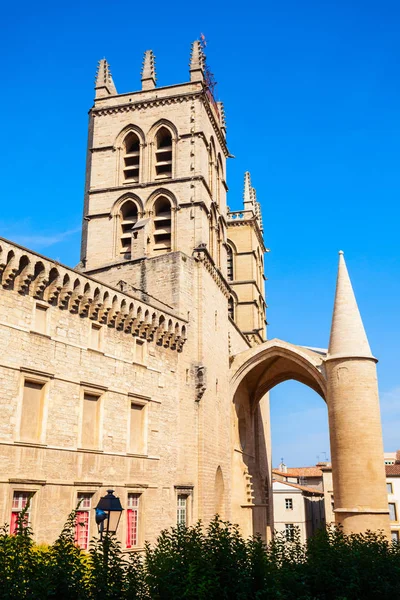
243, 172, 255, 211
217, 101, 226, 136
252, 187, 263, 232
189, 40, 205, 82
328, 251, 374, 359
95, 59, 117, 98
141, 50, 156, 90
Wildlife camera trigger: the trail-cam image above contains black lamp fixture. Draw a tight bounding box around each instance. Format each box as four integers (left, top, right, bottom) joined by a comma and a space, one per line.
95, 489, 123, 539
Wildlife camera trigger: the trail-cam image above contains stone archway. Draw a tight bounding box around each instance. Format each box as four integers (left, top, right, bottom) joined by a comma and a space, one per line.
229, 331, 390, 539
229, 339, 328, 541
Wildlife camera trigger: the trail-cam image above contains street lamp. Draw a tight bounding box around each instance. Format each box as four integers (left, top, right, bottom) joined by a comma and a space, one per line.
95, 489, 123, 539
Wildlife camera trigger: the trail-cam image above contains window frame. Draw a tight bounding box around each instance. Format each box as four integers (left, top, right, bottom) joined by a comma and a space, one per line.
285, 523, 296, 542
79, 385, 105, 451
75, 492, 93, 550
33, 302, 49, 335
17, 370, 51, 445
126, 394, 149, 456
389, 502, 397, 522
174, 486, 194, 527
126, 492, 142, 549
387, 482, 393, 494
285, 498, 293, 510
122, 132, 141, 184
89, 323, 102, 351
154, 127, 173, 180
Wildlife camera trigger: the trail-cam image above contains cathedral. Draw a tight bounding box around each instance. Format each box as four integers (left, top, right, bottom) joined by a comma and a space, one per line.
0, 41, 390, 548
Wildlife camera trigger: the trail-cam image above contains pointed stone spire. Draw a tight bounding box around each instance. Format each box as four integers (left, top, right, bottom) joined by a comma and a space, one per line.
328, 251, 374, 359
95, 59, 117, 98
189, 40, 205, 82
217, 101, 226, 136
243, 172, 255, 211
141, 50, 156, 90
252, 187, 263, 232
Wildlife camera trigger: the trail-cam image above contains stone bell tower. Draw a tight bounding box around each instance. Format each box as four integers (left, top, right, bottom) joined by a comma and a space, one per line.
80, 42, 230, 291
326, 251, 389, 535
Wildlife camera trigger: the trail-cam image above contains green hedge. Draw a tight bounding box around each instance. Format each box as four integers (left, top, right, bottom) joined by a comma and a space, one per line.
1, 508, 400, 599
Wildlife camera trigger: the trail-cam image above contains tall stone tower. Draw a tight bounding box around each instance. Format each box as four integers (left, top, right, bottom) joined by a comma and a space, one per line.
80, 44, 228, 278
326, 251, 389, 534
227, 172, 267, 344
80, 43, 267, 347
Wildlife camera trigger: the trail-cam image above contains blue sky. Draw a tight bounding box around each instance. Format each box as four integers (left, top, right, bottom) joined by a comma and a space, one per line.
1, 0, 400, 466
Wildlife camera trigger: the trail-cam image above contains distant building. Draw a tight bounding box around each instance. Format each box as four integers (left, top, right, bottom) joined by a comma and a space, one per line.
272, 478, 325, 543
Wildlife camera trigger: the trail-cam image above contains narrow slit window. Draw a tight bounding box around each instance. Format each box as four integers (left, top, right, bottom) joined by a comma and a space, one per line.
75, 493, 92, 550
81, 393, 100, 450
389, 503, 397, 521
126, 493, 140, 548
153, 197, 171, 253
10, 491, 33, 535
228, 296, 234, 320
123, 133, 140, 182
129, 403, 145, 454
120, 201, 138, 257
135, 339, 145, 363
20, 380, 44, 443
226, 245, 234, 281
34, 304, 48, 334
155, 128, 172, 179
177, 494, 188, 526
90, 323, 101, 350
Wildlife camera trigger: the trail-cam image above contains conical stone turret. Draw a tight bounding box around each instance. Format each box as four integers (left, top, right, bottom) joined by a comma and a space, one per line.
325, 251, 389, 536
328, 251, 373, 359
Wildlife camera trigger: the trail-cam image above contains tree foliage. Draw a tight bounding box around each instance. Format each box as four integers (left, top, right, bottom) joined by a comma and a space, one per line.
0, 514, 399, 599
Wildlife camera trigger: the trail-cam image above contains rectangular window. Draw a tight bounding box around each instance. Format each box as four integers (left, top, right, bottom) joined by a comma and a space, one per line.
10, 491, 32, 535
126, 493, 140, 548
20, 380, 44, 442
285, 523, 296, 542
81, 393, 100, 449
389, 503, 397, 521
75, 493, 92, 550
391, 531, 399, 543
90, 324, 101, 350
387, 482, 393, 494
34, 304, 48, 334
177, 495, 187, 526
285, 498, 293, 510
129, 403, 145, 454
135, 339, 145, 363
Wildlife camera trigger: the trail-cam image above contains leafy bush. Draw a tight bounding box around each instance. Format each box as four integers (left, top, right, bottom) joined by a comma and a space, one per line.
0, 513, 400, 599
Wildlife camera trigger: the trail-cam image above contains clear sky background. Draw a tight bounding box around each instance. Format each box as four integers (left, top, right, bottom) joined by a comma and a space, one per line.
1, 0, 399, 467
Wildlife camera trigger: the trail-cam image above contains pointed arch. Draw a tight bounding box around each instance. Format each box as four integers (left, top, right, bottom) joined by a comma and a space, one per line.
146, 189, 177, 255
116, 125, 145, 185
215, 467, 225, 517
230, 339, 327, 401
111, 194, 143, 260
148, 120, 178, 181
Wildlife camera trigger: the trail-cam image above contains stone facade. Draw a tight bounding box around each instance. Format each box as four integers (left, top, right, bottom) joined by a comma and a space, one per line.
0, 41, 390, 546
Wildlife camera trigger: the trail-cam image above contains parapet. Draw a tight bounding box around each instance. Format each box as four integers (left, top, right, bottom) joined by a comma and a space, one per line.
0, 238, 187, 352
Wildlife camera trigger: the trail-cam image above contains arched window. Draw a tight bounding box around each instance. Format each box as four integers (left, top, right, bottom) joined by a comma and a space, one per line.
228, 296, 235, 320
155, 128, 172, 179
153, 196, 172, 253
120, 201, 138, 257
227, 245, 234, 281
123, 132, 140, 182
